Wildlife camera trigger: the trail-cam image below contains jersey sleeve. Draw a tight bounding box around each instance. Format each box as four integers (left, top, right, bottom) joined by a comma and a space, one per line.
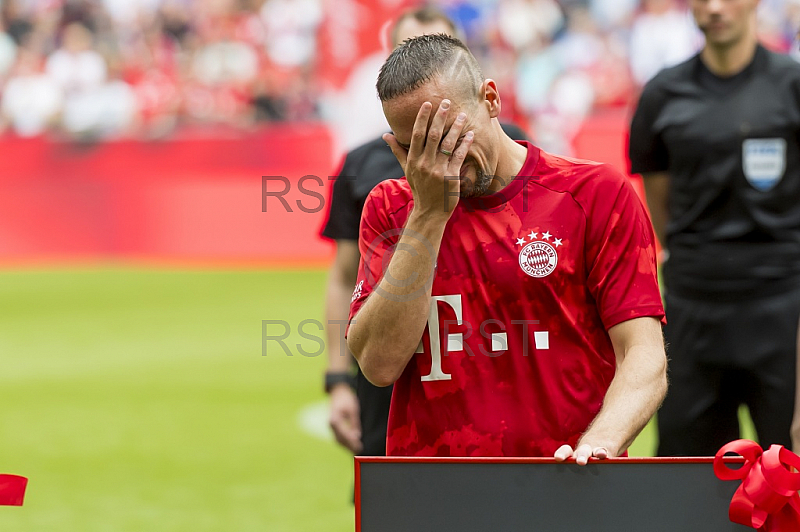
584, 166, 665, 330
347, 184, 399, 324
628, 81, 669, 175
320, 154, 361, 241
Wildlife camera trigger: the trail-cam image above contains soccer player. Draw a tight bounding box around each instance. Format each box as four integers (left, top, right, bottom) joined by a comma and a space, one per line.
629, 0, 800, 455
321, 8, 526, 457
346, 34, 667, 462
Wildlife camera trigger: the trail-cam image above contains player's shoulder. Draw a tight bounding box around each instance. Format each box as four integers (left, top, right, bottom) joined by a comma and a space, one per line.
537, 151, 626, 188
635, 54, 700, 112
761, 46, 800, 78
342, 135, 393, 168
341, 134, 406, 200
365, 175, 412, 213
348, 135, 392, 158
644, 54, 699, 91
534, 151, 629, 206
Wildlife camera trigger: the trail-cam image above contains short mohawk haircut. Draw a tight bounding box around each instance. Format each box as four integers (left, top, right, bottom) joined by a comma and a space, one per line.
376, 33, 483, 102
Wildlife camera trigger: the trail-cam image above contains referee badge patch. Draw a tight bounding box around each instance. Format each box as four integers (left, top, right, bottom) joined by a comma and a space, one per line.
743, 138, 786, 191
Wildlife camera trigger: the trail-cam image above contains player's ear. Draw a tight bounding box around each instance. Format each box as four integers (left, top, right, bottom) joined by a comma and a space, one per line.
482, 79, 501, 119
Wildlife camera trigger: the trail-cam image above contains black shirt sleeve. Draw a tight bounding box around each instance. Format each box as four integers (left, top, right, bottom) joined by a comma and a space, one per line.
320, 155, 362, 241
629, 81, 669, 175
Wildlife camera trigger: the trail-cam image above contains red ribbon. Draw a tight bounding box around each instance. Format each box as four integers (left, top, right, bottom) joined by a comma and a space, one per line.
714, 440, 800, 531
0, 475, 27, 506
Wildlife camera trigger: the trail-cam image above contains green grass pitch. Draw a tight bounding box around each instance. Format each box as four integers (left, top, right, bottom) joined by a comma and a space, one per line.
0, 268, 755, 530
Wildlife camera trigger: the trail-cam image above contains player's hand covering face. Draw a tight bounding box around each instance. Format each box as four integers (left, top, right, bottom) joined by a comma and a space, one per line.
383, 99, 474, 219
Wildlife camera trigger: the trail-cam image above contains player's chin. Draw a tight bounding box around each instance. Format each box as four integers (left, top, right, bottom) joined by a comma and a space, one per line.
459, 162, 473, 181
458, 178, 478, 198
458, 166, 473, 197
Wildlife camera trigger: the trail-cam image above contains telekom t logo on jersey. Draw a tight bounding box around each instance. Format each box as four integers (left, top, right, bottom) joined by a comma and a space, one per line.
417, 295, 550, 382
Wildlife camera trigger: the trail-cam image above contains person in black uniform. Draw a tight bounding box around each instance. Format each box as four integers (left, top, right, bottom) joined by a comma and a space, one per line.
629, 0, 800, 456
321, 7, 528, 457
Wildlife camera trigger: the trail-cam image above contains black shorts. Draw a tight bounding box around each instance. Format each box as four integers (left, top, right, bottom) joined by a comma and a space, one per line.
657, 287, 800, 456
356, 365, 393, 456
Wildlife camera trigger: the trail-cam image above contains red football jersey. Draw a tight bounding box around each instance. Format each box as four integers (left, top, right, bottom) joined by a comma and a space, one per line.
349, 142, 665, 457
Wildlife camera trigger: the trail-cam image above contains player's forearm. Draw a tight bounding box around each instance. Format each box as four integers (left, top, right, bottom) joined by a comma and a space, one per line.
348, 212, 447, 386
581, 332, 667, 455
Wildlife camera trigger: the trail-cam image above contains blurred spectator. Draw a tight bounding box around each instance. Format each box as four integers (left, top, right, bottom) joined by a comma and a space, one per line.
589, 0, 639, 32
1, 0, 34, 46
261, 0, 322, 68
192, 33, 258, 87
496, 0, 563, 51
1, 47, 61, 136
0, 23, 16, 77
628, 0, 699, 86
514, 5, 631, 154
185, 16, 258, 126
790, 0, 800, 62
0, 0, 794, 142
43, 20, 140, 138
251, 69, 286, 121
45, 22, 106, 92
159, 0, 192, 46
60, 66, 138, 139
101, 0, 161, 28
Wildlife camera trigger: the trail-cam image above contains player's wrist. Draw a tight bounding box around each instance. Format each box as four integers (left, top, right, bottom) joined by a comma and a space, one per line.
329, 382, 356, 398
408, 205, 452, 227
405, 210, 450, 251
324, 371, 356, 394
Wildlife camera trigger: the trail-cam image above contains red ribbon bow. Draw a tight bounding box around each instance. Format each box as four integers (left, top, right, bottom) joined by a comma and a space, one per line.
0, 474, 27, 506
714, 440, 800, 531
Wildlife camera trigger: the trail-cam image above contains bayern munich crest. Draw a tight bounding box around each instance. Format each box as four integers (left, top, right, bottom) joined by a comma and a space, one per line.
516, 230, 563, 278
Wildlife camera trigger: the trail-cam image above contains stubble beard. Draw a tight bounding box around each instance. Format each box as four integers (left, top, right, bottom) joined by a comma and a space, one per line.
459, 162, 493, 198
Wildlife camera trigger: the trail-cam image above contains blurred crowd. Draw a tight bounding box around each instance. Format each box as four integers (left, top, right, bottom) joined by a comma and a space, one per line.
0, 0, 798, 144
0, 0, 321, 139
455, 0, 800, 153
